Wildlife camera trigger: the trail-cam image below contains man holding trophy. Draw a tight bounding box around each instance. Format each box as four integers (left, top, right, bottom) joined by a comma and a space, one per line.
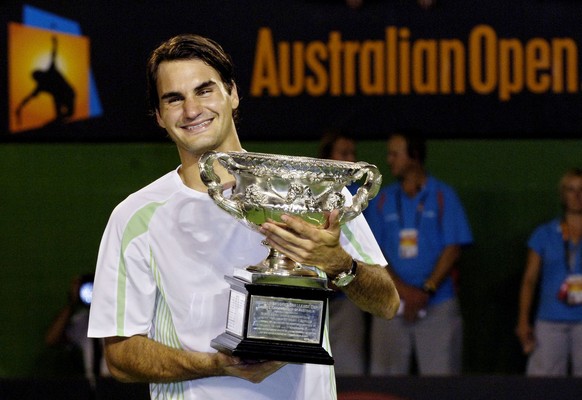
88, 34, 399, 400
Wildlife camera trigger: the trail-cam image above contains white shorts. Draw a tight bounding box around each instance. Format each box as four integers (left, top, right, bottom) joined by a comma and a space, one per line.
369, 298, 462, 375
527, 320, 582, 376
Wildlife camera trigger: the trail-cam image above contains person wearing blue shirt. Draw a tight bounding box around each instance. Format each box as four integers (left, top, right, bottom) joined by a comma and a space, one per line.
367, 132, 473, 375
516, 168, 582, 376
318, 130, 367, 375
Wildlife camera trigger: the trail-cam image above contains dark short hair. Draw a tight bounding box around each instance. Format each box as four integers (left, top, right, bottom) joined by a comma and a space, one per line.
559, 167, 582, 211
146, 34, 238, 121
390, 130, 426, 164
318, 130, 355, 159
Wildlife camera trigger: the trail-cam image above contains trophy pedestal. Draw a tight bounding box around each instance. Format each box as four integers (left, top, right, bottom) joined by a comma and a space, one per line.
211, 272, 334, 365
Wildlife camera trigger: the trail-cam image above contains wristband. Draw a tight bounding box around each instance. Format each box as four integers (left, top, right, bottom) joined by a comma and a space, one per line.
331, 259, 358, 287
422, 280, 437, 296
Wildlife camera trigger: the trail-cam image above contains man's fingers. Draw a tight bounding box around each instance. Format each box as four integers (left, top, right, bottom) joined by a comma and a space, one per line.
327, 209, 342, 230
280, 214, 312, 237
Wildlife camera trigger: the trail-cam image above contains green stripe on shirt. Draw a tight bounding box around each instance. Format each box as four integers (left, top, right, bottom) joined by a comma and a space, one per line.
117, 201, 165, 335
341, 223, 374, 264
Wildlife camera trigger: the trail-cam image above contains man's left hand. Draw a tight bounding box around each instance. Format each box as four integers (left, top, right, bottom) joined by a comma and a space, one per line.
259, 209, 351, 278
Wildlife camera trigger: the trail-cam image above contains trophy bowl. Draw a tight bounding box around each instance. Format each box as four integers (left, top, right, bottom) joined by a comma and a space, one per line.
199, 151, 382, 278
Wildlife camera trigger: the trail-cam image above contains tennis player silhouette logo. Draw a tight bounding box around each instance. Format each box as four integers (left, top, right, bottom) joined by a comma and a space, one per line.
15, 35, 76, 126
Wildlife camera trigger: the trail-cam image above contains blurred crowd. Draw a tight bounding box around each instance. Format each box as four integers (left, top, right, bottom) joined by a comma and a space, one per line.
320, 130, 582, 377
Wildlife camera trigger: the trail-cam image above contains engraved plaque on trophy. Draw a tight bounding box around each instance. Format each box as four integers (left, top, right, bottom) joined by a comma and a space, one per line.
199, 151, 381, 364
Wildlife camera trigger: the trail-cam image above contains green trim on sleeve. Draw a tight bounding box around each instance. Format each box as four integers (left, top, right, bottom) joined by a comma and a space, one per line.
116, 201, 165, 335
340, 224, 374, 264
150, 250, 182, 349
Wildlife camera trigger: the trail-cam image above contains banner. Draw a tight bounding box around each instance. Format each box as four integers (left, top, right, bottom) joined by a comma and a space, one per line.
1, 0, 581, 141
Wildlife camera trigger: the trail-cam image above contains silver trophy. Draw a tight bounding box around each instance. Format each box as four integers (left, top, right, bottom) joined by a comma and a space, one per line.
199, 151, 381, 364
199, 151, 381, 277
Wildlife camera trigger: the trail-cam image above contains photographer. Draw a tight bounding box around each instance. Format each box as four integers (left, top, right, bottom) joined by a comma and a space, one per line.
46, 274, 109, 383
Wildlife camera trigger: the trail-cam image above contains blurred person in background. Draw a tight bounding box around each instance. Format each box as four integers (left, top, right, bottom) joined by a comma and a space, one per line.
45, 274, 109, 385
516, 168, 582, 376
366, 131, 472, 375
318, 130, 368, 375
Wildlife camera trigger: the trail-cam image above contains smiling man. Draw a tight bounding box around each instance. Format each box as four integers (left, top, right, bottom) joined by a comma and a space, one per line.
87, 34, 399, 400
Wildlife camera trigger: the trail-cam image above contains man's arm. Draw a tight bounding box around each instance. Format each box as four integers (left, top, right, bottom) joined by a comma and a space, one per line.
515, 249, 541, 354
338, 260, 400, 319
260, 210, 399, 319
45, 276, 83, 346
104, 335, 285, 384
424, 244, 461, 290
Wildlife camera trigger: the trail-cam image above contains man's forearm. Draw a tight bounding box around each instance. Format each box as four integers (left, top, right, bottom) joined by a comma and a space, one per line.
104, 335, 222, 383
45, 304, 74, 346
341, 261, 400, 319
104, 335, 286, 384
425, 245, 461, 288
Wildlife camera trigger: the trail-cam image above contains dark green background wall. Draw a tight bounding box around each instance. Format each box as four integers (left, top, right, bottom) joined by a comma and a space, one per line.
1, 140, 579, 377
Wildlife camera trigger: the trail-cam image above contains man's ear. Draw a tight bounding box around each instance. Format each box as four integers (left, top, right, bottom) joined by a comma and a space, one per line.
155, 110, 166, 128
230, 83, 240, 110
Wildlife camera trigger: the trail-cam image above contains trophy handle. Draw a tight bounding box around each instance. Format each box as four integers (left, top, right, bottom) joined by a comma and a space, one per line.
340, 162, 382, 224
199, 151, 245, 220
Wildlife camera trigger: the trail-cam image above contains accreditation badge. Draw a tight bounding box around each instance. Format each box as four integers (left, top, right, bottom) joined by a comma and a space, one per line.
558, 274, 582, 305
399, 228, 419, 259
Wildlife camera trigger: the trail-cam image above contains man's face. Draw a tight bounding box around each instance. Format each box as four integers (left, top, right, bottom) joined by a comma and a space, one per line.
330, 137, 357, 162
562, 176, 582, 214
386, 135, 413, 179
155, 59, 239, 157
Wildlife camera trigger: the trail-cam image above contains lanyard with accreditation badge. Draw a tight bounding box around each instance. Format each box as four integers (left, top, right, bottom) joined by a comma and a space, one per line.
558, 221, 582, 305
397, 187, 428, 259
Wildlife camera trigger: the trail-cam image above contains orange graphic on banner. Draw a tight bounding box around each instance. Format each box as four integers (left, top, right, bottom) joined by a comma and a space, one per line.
8, 23, 90, 133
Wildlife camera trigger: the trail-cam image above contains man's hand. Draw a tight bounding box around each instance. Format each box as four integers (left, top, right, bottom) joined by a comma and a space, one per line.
219, 353, 286, 383
68, 276, 82, 306
259, 209, 351, 278
399, 283, 429, 322
104, 335, 286, 383
260, 209, 400, 320
515, 322, 535, 355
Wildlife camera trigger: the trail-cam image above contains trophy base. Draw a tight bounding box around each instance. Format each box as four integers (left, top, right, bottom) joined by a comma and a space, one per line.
211, 332, 334, 365
212, 275, 334, 365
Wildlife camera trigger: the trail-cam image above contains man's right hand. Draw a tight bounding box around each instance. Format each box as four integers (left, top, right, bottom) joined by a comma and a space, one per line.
217, 352, 286, 383
399, 284, 429, 322
104, 335, 287, 383
515, 322, 535, 354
